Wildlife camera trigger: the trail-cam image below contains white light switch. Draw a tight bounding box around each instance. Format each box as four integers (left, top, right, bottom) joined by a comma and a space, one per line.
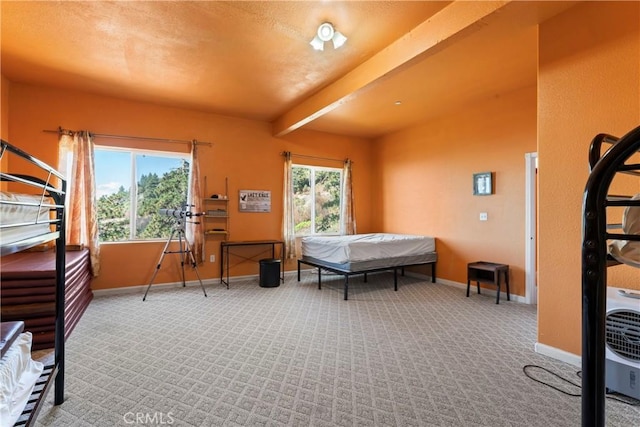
479, 212, 488, 221
210, 255, 215, 263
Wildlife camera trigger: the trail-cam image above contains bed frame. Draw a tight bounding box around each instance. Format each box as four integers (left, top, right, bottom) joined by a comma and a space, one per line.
297, 254, 436, 300
0, 140, 67, 426
581, 125, 640, 427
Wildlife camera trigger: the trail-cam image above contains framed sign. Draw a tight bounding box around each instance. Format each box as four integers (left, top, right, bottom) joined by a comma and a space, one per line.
239, 190, 271, 212
473, 172, 493, 196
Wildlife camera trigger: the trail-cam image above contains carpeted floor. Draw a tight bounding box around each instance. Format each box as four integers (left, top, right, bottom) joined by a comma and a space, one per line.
34, 272, 640, 426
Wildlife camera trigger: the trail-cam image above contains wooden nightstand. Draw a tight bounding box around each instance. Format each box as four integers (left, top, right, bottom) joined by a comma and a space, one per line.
467, 261, 510, 304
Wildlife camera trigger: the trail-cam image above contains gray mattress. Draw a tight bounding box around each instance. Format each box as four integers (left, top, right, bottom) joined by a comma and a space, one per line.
300, 233, 437, 273
301, 251, 437, 273
0, 192, 53, 248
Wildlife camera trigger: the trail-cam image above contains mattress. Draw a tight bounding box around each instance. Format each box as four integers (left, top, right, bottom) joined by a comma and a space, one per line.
608, 193, 640, 268
301, 233, 436, 264
1, 249, 93, 349
0, 249, 89, 279
0, 191, 53, 247
0, 331, 43, 427
302, 252, 438, 273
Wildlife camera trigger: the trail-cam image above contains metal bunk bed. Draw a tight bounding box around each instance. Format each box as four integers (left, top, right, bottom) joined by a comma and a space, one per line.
0, 140, 67, 426
581, 125, 640, 427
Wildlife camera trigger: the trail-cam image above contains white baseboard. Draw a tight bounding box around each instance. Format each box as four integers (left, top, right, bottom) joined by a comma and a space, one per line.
92, 278, 219, 297
534, 342, 581, 367
405, 271, 526, 304
92, 271, 298, 297
94, 269, 526, 305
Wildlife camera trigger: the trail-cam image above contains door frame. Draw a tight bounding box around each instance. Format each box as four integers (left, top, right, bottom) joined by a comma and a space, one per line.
525, 152, 538, 305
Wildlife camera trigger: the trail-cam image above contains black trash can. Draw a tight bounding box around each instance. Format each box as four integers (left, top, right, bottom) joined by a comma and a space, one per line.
259, 258, 281, 287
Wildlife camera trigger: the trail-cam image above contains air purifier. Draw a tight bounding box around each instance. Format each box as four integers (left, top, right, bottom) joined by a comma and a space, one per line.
605, 286, 640, 400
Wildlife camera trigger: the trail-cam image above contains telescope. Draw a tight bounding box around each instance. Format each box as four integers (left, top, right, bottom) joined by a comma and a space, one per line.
145, 207, 208, 301
158, 208, 204, 219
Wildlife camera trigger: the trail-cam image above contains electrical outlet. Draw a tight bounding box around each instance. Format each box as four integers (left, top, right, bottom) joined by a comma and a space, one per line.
479, 212, 488, 221
210, 255, 215, 263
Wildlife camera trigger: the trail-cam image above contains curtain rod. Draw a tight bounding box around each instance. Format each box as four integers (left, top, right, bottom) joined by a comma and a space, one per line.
43, 127, 212, 147
282, 151, 349, 164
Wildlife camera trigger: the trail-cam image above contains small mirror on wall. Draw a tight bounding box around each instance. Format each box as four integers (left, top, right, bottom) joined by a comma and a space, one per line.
473, 172, 493, 196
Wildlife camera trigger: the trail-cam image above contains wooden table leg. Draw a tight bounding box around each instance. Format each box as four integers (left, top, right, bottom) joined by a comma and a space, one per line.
505, 269, 510, 301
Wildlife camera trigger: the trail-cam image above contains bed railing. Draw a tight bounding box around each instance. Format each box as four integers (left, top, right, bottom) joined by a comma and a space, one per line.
581, 125, 640, 427
0, 141, 66, 256
0, 139, 68, 423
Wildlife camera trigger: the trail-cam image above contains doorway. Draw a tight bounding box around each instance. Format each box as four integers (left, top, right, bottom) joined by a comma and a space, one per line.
525, 152, 538, 305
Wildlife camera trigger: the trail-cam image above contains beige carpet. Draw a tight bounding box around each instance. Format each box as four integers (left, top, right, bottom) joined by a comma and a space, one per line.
34, 272, 639, 426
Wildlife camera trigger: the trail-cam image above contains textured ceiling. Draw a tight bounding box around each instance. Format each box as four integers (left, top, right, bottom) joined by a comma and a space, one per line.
1, 1, 576, 139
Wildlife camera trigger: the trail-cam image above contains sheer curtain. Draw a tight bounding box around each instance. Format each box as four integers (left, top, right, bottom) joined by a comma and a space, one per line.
341, 159, 356, 235
58, 131, 101, 276
282, 152, 297, 259
186, 141, 205, 264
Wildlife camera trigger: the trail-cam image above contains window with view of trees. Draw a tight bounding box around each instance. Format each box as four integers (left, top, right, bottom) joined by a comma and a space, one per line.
95, 147, 191, 242
292, 165, 342, 236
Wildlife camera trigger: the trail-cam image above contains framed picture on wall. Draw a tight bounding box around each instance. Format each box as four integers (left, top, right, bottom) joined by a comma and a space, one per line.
239, 190, 271, 212
473, 172, 493, 196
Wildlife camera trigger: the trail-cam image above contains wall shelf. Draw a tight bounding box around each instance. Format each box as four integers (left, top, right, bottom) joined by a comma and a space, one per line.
203, 197, 229, 239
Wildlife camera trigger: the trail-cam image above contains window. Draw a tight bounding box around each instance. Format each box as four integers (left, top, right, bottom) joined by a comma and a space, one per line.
292, 164, 342, 236
94, 147, 191, 242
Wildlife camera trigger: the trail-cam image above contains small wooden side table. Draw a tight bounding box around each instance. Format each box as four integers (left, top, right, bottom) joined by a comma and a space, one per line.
467, 261, 510, 304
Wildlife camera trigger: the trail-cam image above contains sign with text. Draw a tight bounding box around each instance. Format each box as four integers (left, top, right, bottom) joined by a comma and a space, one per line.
239, 190, 271, 212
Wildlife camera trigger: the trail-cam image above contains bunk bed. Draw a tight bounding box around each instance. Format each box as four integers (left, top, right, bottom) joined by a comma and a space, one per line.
297, 233, 437, 300
581, 125, 640, 427
0, 140, 67, 426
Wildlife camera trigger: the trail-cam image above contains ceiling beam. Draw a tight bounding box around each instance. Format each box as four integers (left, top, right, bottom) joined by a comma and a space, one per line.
272, 0, 516, 137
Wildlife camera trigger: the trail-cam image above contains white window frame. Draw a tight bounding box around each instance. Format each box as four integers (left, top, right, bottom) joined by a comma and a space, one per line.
94, 145, 191, 242
292, 164, 343, 237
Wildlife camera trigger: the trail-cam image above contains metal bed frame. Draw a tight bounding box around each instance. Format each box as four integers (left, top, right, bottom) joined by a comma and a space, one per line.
298, 255, 436, 300
0, 140, 67, 426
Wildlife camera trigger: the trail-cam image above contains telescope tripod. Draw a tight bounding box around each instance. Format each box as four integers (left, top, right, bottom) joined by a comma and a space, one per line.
143, 220, 207, 301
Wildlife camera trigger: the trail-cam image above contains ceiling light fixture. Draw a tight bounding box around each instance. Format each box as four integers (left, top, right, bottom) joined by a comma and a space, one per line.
310, 22, 347, 51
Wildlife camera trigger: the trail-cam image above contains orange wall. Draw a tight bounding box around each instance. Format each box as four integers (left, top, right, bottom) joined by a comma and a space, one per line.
373, 85, 537, 297
1, 75, 8, 140
1, 76, 8, 183
538, 1, 640, 355
3, 2, 638, 362
6, 83, 374, 290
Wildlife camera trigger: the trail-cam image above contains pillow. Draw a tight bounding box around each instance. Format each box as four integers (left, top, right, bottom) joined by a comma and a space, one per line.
609, 193, 640, 267
623, 193, 640, 235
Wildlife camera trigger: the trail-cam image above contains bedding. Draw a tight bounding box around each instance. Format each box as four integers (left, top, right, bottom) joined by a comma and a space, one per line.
302, 233, 436, 264
608, 193, 640, 268
0, 330, 43, 427
0, 192, 52, 247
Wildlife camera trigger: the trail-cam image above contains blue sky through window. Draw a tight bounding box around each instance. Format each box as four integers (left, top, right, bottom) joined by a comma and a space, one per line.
94, 150, 130, 198
95, 149, 188, 199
